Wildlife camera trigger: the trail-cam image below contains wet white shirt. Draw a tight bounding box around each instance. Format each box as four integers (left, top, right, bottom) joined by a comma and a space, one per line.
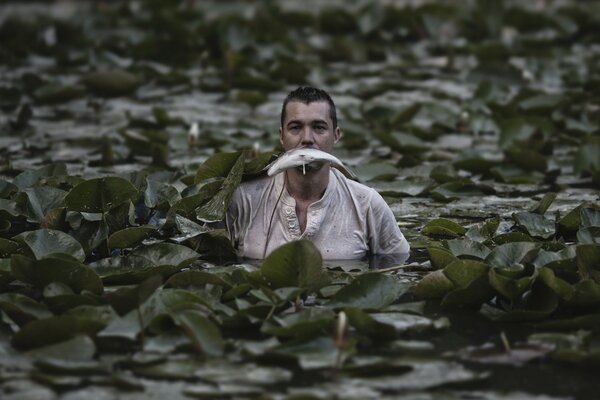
225, 169, 410, 260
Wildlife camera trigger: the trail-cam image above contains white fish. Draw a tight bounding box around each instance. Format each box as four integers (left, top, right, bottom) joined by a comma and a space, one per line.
266, 148, 355, 179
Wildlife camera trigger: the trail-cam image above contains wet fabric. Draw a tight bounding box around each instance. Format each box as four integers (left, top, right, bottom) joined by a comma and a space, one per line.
226, 169, 410, 260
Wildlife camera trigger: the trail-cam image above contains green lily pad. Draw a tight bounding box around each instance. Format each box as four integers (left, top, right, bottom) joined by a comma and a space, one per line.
107, 225, 156, 250
13, 229, 85, 261
11, 316, 105, 350
446, 239, 491, 260
326, 273, 408, 310
11, 254, 103, 294
485, 242, 540, 270
175, 309, 224, 357
413, 269, 455, 299
12, 164, 68, 190
256, 240, 329, 293
81, 70, 141, 97
65, 177, 138, 214
513, 212, 556, 239
196, 151, 246, 223
427, 246, 458, 269
422, 218, 466, 238
0, 292, 53, 326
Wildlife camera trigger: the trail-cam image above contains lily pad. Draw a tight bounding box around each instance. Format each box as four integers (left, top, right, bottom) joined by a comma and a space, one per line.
65, 177, 139, 214
326, 273, 408, 310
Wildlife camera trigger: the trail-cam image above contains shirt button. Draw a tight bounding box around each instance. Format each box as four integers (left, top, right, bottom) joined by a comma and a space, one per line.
288, 222, 295, 228
285, 208, 292, 215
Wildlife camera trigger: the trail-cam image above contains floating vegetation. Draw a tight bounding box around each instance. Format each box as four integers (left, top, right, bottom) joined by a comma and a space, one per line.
0, 0, 599, 398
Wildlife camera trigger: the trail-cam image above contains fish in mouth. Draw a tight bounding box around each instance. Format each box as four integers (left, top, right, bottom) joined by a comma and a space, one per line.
266, 148, 356, 179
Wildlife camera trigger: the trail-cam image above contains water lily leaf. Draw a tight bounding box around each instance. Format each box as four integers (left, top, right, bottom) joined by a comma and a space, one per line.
498, 118, 550, 150
133, 242, 199, 268
11, 316, 105, 350
0, 293, 52, 326
326, 273, 408, 309
105, 275, 163, 316
34, 358, 107, 376
257, 240, 329, 293
413, 269, 455, 299
489, 267, 536, 301
90, 254, 175, 285
175, 309, 224, 357
19, 186, 67, 223
446, 239, 491, 260
346, 360, 486, 392
485, 242, 540, 269
455, 341, 554, 367
430, 182, 490, 202
576, 244, 600, 280
65, 177, 138, 214
272, 336, 354, 370
557, 203, 588, 235
26, 335, 96, 361
371, 179, 432, 197
354, 162, 398, 182
195, 151, 243, 183
490, 164, 545, 184
518, 93, 564, 112
167, 270, 232, 291
480, 283, 558, 322
0, 238, 22, 258
535, 313, 600, 330
263, 308, 336, 340
493, 232, 536, 245
505, 146, 547, 172
171, 214, 211, 243
0, 179, 17, 198
465, 216, 500, 242
33, 82, 85, 104
427, 246, 458, 269
13, 229, 85, 261
168, 179, 224, 221
144, 179, 181, 210
133, 358, 204, 380
194, 360, 292, 385
11, 254, 103, 294
570, 279, 600, 306
453, 155, 500, 175
578, 227, 600, 244
529, 192, 557, 214
12, 164, 68, 190
81, 70, 141, 97
107, 225, 156, 250
574, 138, 600, 177
443, 260, 489, 287
422, 218, 466, 238
439, 259, 494, 307
196, 151, 246, 223
538, 267, 575, 302
581, 208, 600, 228
513, 212, 556, 239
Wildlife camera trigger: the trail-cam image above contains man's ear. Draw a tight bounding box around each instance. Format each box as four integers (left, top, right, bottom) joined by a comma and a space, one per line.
279, 127, 284, 146
334, 127, 341, 144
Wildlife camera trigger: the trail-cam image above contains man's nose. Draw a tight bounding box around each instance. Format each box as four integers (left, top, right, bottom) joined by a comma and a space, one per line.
300, 128, 315, 145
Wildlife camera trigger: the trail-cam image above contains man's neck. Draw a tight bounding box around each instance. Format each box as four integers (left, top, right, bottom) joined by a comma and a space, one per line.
284, 166, 330, 203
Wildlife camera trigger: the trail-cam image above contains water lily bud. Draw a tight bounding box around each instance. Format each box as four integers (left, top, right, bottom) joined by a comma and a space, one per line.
188, 122, 199, 146
335, 311, 348, 347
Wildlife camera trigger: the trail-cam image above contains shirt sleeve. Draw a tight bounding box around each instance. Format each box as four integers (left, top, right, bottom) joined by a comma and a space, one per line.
366, 190, 410, 255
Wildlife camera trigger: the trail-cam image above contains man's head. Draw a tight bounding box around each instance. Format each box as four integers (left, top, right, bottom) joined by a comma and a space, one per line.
279, 86, 340, 152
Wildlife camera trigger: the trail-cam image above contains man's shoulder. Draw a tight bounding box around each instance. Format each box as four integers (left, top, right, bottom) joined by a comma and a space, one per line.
237, 174, 275, 191
331, 169, 377, 196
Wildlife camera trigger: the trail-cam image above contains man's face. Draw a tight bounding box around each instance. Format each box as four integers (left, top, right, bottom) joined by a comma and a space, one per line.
279, 101, 340, 152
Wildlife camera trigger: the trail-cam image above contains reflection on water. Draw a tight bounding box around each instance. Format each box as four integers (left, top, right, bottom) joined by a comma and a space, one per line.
237, 252, 411, 272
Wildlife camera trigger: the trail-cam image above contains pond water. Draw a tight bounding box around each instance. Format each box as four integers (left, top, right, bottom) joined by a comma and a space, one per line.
1, 1, 599, 399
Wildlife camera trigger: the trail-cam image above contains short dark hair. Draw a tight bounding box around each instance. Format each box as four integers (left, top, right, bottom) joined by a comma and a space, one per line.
280, 86, 337, 129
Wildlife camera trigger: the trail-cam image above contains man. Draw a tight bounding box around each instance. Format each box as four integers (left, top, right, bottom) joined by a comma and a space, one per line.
226, 86, 410, 261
